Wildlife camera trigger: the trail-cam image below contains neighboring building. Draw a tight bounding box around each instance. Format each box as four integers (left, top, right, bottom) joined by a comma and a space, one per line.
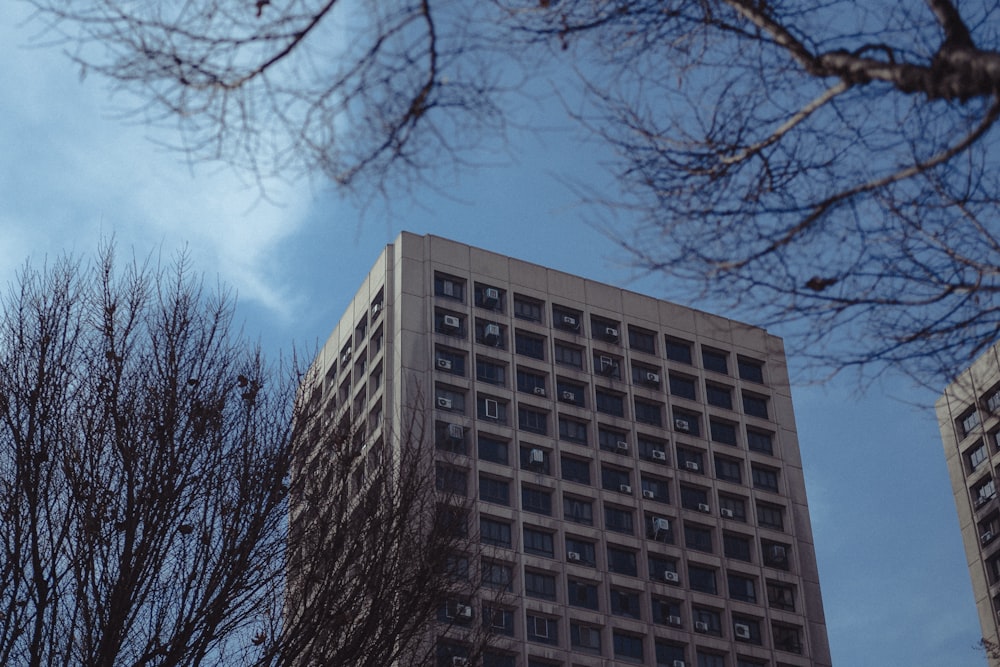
304, 232, 832, 667
938, 345, 1000, 658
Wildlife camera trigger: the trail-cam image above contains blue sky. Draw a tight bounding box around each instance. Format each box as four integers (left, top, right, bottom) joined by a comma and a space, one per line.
0, 5, 985, 665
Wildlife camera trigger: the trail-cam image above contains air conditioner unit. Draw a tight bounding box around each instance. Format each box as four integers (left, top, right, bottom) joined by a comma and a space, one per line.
652, 517, 670, 532
697, 502, 711, 513
721, 508, 735, 518
735, 623, 751, 639
561, 390, 575, 401
484, 287, 500, 302
452, 658, 470, 667
984, 531, 996, 545
533, 386, 546, 396
341, 349, 352, 363
436, 358, 453, 370
619, 484, 632, 494
456, 604, 473, 620
484, 323, 501, 340
437, 397, 453, 409
651, 449, 667, 461
567, 551, 581, 562
674, 418, 691, 432
447, 424, 464, 440
672, 660, 686, 667
769, 545, 788, 562
615, 440, 629, 453
605, 326, 619, 340
442, 315, 461, 329
664, 571, 680, 583
695, 621, 709, 633
562, 315, 578, 328
645, 371, 660, 384
685, 461, 700, 471
642, 490, 655, 499
529, 448, 545, 465
667, 615, 682, 626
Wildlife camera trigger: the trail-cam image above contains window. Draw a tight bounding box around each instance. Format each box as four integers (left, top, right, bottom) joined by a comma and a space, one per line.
479, 475, 510, 505
611, 588, 642, 619
989, 389, 1000, 413
480, 517, 512, 548
613, 631, 644, 661
738, 357, 765, 383
520, 446, 551, 474
478, 434, 509, 464
475, 319, 507, 349
632, 363, 661, 386
553, 305, 582, 332
599, 426, 629, 453
568, 579, 599, 609
435, 310, 465, 338
570, 623, 601, 653
773, 623, 803, 654
635, 399, 663, 426
435, 504, 468, 538
525, 570, 557, 600
435, 385, 466, 414
640, 476, 670, 503
477, 395, 507, 423
678, 448, 705, 474
524, 527, 555, 557
516, 367, 547, 395
669, 373, 697, 400
693, 606, 723, 636
648, 554, 679, 582
673, 408, 701, 436
688, 564, 717, 594
561, 456, 591, 484
724, 533, 753, 562
564, 496, 593, 525
757, 502, 785, 530
684, 523, 714, 553
680, 484, 710, 512
518, 406, 549, 434
481, 561, 513, 591
515, 330, 546, 359
607, 546, 638, 576
434, 272, 465, 301
762, 540, 792, 570
665, 337, 693, 363
628, 325, 657, 354
435, 347, 466, 376
595, 353, 622, 378
655, 641, 686, 666
592, 315, 622, 342
976, 477, 997, 506
476, 357, 506, 385
554, 341, 584, 368
436, 641, 468, 667
556, 379, 586, 406
638, 435, 669, 463
711, 420, 738, 448
435, 465, 467, 495
605, 504, 635, 534
646, 514, 674, 543
566, 536, 597, 566
747, 428, 774, 454
715, 456, 742, 483
752, 465, 780, 493
705, 383, 732, 408
435, 420, 467, 454
719, 494, 747, 521
697, 650, 725, 667
651, 596, 682, 626
522, 486, 552, 516
513, 294, 543, 322
969, 441, 990, 472
595, 389, 626, 417
743, 392, 769, 419
445, 554, 469, 580
526, 614, 558, 645
701, 347, 729, 374
767, 580, 796, 611
737, 658, 766, 667
474, 283, 505, 311
728, 573, 757, 603
602, 466, 631, 494
558, 416, 589, 444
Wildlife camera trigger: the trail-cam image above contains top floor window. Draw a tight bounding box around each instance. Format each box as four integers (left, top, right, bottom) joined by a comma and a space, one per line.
962, 409, 982, 437
665, 337, 693, 364
738, 357, 765, 383
702, 347, 729, 374
474, 283, 505, 311
513, 294, 543, 322
434, 272, 465, 301
592, 315, 621, 343
628, 325, 657, 354
553, 305, 583, 333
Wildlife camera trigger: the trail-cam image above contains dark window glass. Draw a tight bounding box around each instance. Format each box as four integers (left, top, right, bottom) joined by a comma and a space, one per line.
669, 374, 697, 400
705, 383, 733, 409
480, 518, 511, 547
476, 395, 506, 423
738, 357, 765, 383
564, 496, 593, 525
519, 446, 551, 474
479, 475, 510, 505
673, 409, 700, 436
607, 546, 638, 576
613, 631, 644, 660
599, 426, 629, 454
655, 642, 686, 664
743, 392, 769, 419
767, 580, 796, 611
678, 449, 706, 475
601, 466, 631, 493
684, 523, 714, 553
475, 319, 507, 349
747, 429, 774, 454
474, 283, 505, 311
604, 504, 634, 534
635, 399, 663, 426
513, 295, 543, 322
757, 502, 784, 530
688, 565, 717, 594
553, 305, 583, 332
561, 456, 591, 484
651, 597, 682, 626
728, 573, 757, 602
526, 614, 558, 645
648, 555, 679, 581
641, 476, 670, 503
568, 579, 599, 609
518, 406, 548, 434
762, 540, 792, 570
516, 368, 547, 395
595, 390, 626, 417
566, 537, 596, 566
476, 357, 506, 385
710, 419, 738, 445
628, 326, 656, 354
715, 456, 742, 483
632, 363, 661, 386
435, 464, 467, 495
434, 273, 465, 301
723, 533, 753, 562
638, 435, 669, 463
702, 348, 729, 374
592, 316, 622, 343
719, 494, 747, 521
752, 465, 780, 492
481, 561, 513, 591
435, 420, 467, 454
522, 486, 552, 516
515, 330, 545, 359
693, 607, 723, 636
524, 527, 555, 557
554, 341, 584, 368
557, 379, 586, 407
570, 623, 602, 653
435, 347, 466, 376
665, 337, 693, 363
525, 570, 557, 600
478, 434, 508, 464
559, 416, 589, 444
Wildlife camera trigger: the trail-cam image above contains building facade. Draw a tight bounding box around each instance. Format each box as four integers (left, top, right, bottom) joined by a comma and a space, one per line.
306, 232, 831, 667
937, 344, 1000, 659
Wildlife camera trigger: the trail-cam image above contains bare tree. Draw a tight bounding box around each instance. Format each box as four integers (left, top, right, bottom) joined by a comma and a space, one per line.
0, 245, 488, 666
21, 0, 1000, 380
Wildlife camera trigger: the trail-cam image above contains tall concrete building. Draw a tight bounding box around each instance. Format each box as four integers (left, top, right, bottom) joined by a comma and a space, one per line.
306, 232, 831, 667
938, 344, 1000, 658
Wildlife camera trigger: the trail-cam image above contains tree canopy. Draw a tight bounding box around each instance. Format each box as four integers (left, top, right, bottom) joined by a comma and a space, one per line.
21, 0, 1000, 380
